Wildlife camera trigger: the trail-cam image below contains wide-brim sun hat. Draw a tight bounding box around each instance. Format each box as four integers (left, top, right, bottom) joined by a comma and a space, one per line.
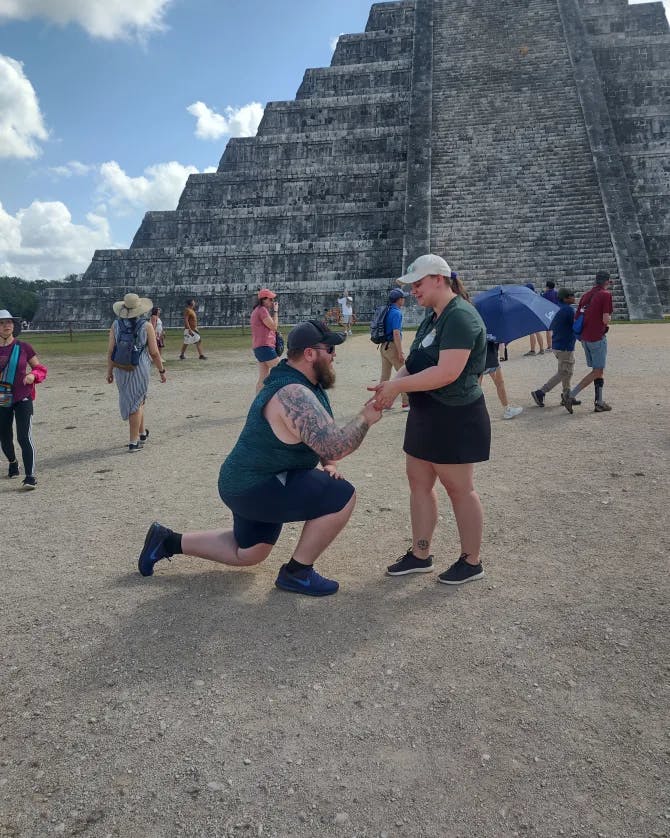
0, 309, 20, 322
397, 254, 451, 285
112, 293, 153, 318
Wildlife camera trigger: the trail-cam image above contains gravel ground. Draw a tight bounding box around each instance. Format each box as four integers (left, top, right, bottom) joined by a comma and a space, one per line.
1, 324, 669, 838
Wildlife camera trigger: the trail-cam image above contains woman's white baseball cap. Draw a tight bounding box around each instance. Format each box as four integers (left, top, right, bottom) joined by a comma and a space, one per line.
397, 254, 452, 284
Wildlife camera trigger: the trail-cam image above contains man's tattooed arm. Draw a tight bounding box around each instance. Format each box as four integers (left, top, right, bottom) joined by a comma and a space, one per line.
277, 384, 371, 461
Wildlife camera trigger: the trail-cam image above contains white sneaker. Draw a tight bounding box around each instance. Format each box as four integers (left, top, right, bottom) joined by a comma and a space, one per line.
503, 405, 523, 420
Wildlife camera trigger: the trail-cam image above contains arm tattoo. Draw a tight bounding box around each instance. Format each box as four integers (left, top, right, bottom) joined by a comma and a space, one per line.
277, 384, 370, 461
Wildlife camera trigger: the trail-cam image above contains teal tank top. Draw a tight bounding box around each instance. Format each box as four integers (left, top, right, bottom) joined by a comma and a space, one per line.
218, 360, 333, 496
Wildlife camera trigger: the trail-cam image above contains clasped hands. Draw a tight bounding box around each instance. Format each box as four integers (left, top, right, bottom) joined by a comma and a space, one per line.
367, 379, 401, 412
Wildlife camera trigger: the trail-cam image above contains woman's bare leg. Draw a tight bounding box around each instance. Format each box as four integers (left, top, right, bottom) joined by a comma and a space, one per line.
434, 462, 483, 564
255, 357, 281, 393
129, 408, 142, 442
406, 454, 438, 559
489, 368, 508, 407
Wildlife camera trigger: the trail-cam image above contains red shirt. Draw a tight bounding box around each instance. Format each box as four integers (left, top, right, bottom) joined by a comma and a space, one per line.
578, 286, 613, 342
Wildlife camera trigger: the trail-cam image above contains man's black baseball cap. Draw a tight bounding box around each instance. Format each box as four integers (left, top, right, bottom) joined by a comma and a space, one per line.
287, 320, 346, 351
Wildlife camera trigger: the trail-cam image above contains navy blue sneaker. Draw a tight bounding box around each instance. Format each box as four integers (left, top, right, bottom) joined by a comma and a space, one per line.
274, 564, 339, 597
531, 390, 545, 407
386, 550, 434, 576
138, 522, 172, 577
437, 555, 484, 586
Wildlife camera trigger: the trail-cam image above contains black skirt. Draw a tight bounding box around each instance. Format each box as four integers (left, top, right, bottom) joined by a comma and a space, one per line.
403, 393, 491, 464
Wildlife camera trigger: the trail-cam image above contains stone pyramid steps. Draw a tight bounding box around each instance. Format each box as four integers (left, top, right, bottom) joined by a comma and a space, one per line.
259, 92, 409, 134
178, 165, 407, 211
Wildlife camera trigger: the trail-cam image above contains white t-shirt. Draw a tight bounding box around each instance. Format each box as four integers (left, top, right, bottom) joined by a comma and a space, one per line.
338, 296, 353, 317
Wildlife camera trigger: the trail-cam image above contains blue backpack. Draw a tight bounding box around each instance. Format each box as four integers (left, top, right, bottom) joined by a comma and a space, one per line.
111, 319, 144, 371
370, 304, 391, 344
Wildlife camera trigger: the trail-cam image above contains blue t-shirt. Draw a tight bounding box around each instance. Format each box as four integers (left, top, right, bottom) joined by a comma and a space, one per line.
551, 302, 576, 351
384, 305, 404, 340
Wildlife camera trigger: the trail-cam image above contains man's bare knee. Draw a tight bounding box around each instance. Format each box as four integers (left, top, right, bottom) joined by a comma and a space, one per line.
237, 543, 274, 566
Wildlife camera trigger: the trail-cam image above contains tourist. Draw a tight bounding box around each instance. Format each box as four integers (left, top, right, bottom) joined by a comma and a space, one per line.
523, 283, 545, 356
251, 288, 281, 393
541, 280, 560, 349
0, 309, 47, 489
369, 254, 490, 586
531, 288, 580, 413
482, 334, 523, 420
337, 290, 354, 335
378, 288, 410, 411
150, 306, 165, 363
567, 270, 614, 412
137, 320, 382, 597
106, 293, 166, 451
179, 298, 206, 360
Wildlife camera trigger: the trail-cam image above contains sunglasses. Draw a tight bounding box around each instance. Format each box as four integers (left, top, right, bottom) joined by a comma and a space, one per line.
313, 344, 336, 355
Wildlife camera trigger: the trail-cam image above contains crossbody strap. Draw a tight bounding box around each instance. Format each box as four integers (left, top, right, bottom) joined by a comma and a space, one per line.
1, 343, 20, 385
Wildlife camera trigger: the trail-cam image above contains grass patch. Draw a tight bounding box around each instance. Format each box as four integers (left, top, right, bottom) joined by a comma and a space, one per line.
21, 324, 372, 358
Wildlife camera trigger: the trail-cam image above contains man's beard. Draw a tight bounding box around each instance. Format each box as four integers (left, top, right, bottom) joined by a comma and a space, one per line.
313, 356, 336, 389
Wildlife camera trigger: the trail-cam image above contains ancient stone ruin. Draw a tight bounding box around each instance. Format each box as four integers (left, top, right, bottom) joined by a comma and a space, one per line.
36, 0, 669, 328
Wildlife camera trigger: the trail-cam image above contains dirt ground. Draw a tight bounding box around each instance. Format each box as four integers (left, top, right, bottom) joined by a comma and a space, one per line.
1, 325, 669, 838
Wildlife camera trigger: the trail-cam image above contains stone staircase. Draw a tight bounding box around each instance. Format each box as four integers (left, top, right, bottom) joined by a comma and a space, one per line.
430, 0, 624, 310
579, 0, 670, 312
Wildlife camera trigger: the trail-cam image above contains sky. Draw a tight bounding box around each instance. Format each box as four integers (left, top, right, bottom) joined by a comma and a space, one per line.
0, 0, 668, 281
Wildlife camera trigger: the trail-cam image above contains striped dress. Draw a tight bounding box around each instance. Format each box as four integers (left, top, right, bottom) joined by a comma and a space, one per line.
113, 319, 151, 420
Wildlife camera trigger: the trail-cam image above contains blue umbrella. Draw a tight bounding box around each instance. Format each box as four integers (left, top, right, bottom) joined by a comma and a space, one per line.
473, 285, 559, 344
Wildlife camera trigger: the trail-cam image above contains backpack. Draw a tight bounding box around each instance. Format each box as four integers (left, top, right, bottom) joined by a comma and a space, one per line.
111, 319, 144, 371
370, 304, 391, 344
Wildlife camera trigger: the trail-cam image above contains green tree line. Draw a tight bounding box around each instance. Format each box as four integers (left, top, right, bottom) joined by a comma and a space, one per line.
0, 275, 81, 320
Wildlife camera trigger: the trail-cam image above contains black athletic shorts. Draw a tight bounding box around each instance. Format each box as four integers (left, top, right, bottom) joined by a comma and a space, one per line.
219, 468, 355, 549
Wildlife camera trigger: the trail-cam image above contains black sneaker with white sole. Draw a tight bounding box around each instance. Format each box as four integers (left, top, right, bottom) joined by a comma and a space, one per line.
8, 460, 19, 478
22, 475, 37, 490
437, 555, 484, 586
386, 551, 434, 576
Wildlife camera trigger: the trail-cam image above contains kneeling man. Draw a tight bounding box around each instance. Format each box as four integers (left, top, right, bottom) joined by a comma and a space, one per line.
137, 320, 382, 596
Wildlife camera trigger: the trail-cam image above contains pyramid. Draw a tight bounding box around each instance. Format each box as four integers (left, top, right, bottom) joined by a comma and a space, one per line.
36, 0, 668, 328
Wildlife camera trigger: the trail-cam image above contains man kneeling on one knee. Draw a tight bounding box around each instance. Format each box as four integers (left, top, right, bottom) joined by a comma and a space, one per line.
137, 320, 382, 596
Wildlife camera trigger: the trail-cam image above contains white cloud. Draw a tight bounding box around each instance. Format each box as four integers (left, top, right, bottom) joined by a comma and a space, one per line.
330, 34, 343, 52
187, 101, 264, 141
49, 160, 95, 178
0, 199, 112, 280
97, 159, 216, 214
0, 54, 48, 159
0, 0, 171, 39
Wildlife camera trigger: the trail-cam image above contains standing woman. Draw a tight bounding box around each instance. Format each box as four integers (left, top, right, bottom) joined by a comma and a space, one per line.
106, 293, 166, 451
150, 306, 165, 364
0, 310, 48, 489
250, 288, 280, 393
370, 255, 490, 586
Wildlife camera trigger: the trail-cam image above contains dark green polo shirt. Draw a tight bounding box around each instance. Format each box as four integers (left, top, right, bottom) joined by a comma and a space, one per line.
407, 296, 487, 406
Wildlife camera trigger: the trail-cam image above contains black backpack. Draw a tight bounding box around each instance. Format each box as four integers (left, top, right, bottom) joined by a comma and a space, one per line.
370, 304, 391, 344
111, 319, 144, 371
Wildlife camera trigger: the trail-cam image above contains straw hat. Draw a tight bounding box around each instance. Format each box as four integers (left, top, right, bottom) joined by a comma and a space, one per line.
112, 293, 153, 319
